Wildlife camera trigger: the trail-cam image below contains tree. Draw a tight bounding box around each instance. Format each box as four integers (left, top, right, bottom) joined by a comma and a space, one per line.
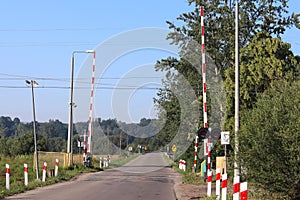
155, 0, 299, 138
238, 80, 300, 199
171, 0, 296, 71
224, 31, 299, 127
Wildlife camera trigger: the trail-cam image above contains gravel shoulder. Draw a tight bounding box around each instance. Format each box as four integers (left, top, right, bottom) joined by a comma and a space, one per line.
174, 181, 208, 200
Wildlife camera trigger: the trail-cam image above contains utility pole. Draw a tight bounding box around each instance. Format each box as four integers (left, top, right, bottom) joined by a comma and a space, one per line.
119, 131, 122, 155
234, 1, 240, 177
67, 50, 95, 166
26, 80, 39, 180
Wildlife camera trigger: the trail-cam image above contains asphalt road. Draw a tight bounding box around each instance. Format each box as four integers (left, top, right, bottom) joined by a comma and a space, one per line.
5, 152, 181, 200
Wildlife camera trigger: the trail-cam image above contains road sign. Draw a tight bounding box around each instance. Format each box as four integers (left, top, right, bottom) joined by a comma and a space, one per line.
128, 146, 133, 152
172, 144, 177, 152
221, 131, 230, 145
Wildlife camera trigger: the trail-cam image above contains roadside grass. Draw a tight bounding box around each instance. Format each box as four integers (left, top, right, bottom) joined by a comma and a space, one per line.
163, 154, 204, 185
0, 153, 139, 199
165, 156, 289, 200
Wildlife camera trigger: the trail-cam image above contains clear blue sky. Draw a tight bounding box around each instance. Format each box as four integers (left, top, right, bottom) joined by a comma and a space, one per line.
0, 0, 299, 123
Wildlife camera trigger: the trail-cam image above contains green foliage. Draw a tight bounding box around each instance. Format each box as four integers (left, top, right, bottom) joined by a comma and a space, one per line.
238, 80, 300, 199
0, 155, 101, 199
153, 1, 300, 199
224, 31, 299, 125
170, 0, 295, 72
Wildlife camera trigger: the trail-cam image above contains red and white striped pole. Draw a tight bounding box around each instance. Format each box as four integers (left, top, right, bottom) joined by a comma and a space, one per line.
233, 176, 240, 200
240, 182, 248, 200
207, 169, 212, 197
6, 164, 10, 190
182, 160, 186, 172
200, 6, 208, 129
216, 168, 221, 198
42, 162, 47, 182
207, 143, 212, 196
83, 131, 87, 163
222, 173, 227, 200
201, 6, 212, 196
87, 51, 96, 154
193, 136, 199, 169
24, 163, 28, 186
55, 159, 59, 177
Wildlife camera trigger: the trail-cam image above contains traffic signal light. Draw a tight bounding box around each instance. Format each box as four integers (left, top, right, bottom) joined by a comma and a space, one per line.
210, 128, 221, 140
197, 128, 209, 141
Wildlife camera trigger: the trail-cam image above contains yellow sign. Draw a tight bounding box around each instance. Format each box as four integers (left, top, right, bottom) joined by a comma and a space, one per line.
172, 144, 177, 152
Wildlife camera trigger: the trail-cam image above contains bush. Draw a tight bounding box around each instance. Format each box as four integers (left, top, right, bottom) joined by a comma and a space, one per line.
238, 80, 300, 199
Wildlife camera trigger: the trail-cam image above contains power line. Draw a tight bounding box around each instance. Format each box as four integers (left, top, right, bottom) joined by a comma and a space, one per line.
0, 73, 164, 81
0, 85, 162, 90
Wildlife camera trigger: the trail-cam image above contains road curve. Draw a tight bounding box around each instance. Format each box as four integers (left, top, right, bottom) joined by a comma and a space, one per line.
5, 152, 181, 200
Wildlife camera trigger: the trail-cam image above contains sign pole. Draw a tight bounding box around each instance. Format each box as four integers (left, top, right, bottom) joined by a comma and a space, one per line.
221, 131, 230, 174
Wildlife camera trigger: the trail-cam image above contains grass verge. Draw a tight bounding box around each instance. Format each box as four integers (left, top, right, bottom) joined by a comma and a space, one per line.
0, 154, 142, 199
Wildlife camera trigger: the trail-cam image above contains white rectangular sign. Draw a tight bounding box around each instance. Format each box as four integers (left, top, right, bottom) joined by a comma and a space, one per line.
221, 131, 230, 145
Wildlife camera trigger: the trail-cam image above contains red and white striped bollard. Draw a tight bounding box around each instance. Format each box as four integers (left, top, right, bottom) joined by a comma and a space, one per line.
216, 168, 221, 198
179, 159, 182, 169
207, 143, 212, 196
24, 163, 28, 186
193, 136, 198, 168
233, 176, 240, 200
55, 159, 59, 177
6, 164, 10, 190
182, 160, 186, 172
207, 169, 212, 196
42, 162, 47, 182
222, 173, 227, 200
240, 182, 248, 200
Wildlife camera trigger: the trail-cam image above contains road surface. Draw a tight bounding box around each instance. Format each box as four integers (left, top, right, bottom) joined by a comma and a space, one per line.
5, 152, 181, 200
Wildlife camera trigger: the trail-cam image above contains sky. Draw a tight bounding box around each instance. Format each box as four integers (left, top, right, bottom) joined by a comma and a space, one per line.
0, 0, 299, 124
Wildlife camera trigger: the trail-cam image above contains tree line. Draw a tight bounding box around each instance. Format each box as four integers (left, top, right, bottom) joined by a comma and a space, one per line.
0, 116, 169, 157
153, 0, 299, 199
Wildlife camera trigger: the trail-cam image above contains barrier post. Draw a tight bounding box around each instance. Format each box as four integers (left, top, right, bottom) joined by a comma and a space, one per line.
222, 173, 227, 200
216, 168, 221, 199
240, 182, 248, 200
6, 164, 10, 190
193, 136, 199, 168
42, 162, 47, 182
182, 160, 186, 172
233, 176, 240, 200
24, 163, 28, 186
55, 159, 59, 177
207, 169, 212, 197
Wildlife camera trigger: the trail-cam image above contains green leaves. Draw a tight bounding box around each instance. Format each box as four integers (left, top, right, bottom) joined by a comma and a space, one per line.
239, 80, 300, 199
239, 31, 298, 106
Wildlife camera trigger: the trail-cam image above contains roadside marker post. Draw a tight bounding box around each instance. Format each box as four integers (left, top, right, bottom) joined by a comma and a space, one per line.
233, 176, 240, 200
55, 159, 59, 177
222, 173, 227, 200
6, 164, 10, 190
42, 162, 47, 182
240, 182, 248, 200
24, 163, 28, 186
216, 168, 221, 198
207, 170, 212, 197
193, 136, 199, 168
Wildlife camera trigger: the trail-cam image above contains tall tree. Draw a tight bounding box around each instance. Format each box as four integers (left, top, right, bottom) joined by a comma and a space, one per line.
155, 0, 299, 131
224, 31, 299, 126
